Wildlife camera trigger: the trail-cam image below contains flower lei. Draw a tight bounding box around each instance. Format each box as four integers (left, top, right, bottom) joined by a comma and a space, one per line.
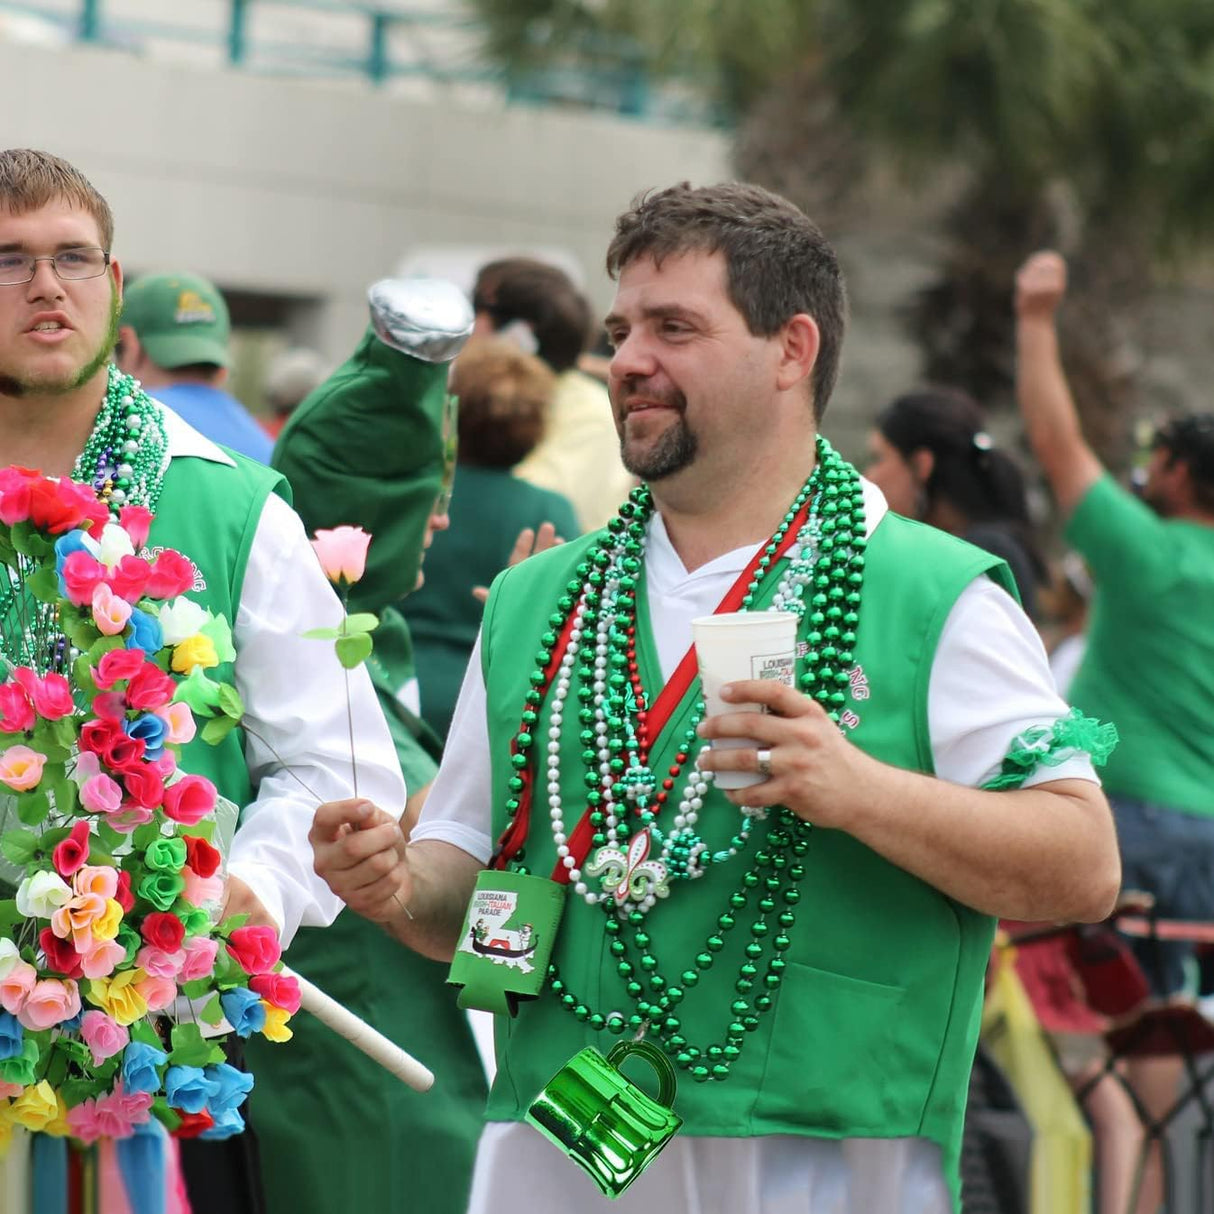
498, 436, 868, 1084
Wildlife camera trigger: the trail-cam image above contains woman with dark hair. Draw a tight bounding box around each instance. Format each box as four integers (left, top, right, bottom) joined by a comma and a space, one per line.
403, 339, 579, 740
866, 387, 1046, 617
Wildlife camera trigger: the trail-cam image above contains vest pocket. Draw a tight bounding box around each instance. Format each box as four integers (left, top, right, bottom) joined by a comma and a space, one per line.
755, 961, 914, 1134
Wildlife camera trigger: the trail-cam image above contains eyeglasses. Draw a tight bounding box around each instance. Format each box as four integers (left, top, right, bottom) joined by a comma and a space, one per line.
0, 247, 111, 286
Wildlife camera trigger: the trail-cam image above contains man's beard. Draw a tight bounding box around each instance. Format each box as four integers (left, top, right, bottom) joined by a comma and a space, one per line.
0, 284, 120, 398
617, 382, 698, 480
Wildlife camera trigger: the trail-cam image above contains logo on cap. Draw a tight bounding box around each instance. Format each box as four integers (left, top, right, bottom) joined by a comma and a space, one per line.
174, 290, 215, 326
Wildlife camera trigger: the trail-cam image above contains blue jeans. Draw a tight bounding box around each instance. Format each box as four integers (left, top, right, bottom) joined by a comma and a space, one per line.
1112, 796, 1214, 996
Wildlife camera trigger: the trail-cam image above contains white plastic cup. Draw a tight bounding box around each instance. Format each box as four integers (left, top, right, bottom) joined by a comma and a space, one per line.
691, 611, 797, 789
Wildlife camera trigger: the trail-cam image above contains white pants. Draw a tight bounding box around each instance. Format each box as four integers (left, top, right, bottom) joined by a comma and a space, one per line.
466, 1122, 951, 1214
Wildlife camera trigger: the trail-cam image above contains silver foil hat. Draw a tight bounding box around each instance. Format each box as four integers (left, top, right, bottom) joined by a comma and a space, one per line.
368, 277, 475, 364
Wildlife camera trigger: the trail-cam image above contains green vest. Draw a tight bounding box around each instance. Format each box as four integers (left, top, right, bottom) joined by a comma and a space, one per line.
147, 447, 289, 815
480, 510, 1013, 1198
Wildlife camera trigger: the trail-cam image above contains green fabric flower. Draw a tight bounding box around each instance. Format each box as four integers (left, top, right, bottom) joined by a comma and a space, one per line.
145, 836, 187, 873
139, 871, 186, 911
982, 709, 1119, 792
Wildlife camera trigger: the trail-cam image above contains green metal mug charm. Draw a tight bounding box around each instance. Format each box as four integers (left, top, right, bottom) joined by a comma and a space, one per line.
525, 1040, 683, 1199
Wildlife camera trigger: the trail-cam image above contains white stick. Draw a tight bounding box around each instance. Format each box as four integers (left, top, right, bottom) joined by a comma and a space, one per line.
285, 966, 435, 1092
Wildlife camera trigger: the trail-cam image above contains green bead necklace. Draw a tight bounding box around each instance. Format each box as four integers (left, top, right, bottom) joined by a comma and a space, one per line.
498, 436, 869, 1084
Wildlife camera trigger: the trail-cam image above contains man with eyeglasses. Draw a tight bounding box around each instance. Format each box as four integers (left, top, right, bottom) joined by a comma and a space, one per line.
0, 147, 406, 1211
115, 271, 273, 463
1016, 250, 1214, 1213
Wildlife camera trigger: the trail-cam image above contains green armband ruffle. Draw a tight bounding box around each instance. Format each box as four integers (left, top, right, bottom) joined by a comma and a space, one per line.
981, 708, 1119, 792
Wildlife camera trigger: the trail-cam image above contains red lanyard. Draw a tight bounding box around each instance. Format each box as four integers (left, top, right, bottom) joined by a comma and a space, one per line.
490, 497, 813, 877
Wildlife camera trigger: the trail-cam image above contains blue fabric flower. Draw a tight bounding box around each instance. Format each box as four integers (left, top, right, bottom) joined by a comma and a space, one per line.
200, 1106, 246, 1140
204, 1062, 254, 1114
57, 1009, 83, 1033
125, 712, 167, 759
164, 1064, 218, 1114
125, 608, 163, 655
0, 1012, 22, 1061
121, 1040, 168, 1095
220, 988, 266, 1038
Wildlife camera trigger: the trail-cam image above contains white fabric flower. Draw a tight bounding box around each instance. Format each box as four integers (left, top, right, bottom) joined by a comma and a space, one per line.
157, 597, 209, 646
15, 871, 72, 919
97, 522, 136, 570
0, 938, 18, 980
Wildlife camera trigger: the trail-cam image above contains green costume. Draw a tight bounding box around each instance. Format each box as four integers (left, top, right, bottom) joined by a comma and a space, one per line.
403, 464, 579, 739
477, 508, 1015, 1208
248, 283, 487, 1214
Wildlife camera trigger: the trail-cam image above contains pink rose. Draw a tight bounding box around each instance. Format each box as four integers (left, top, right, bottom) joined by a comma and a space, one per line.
0, 1080, 22, 1099
108, 555, 152, 604
145, 550, 196, 599
0, 959, 36, 1013
226, 925, 281, 976
182, 869, 224, 908
94, 648, 146, 690
91, 583, 133, 636
162, 775, 217, 825
0, 465, 37, 525
52, 819, 91, 878
249, 972, 301, 1015
108, 803, 155, 833
179, 936, 219, 982
0, 744, 46, 791
78, 937, 126, 980
12, 668, 73, 721
157, 701, 197, 746
18, 977, 80, 1030
118, 505, 154, 549
121, 766, 164, 810
310, 525, 371, 585
134, 973, 176, 1013
80, 772, 123, 815
135, 945, 186, 979
125, 664, 175, 712
67, 1100, 107, 1145
81, 1010, 129, 1065
61, 549, 106, 606
75, 866, 119, 901
0, 683, 34, 733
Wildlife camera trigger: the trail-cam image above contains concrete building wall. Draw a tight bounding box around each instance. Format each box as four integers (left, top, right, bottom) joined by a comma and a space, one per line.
0, 36, 730, 360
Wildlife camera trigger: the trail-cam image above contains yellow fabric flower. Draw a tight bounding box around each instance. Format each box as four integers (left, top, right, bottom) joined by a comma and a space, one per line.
88, 968, 148, 1026
171, 634, 219, 674
260, 1002, 293, 1043
10, 1081, 58, 1132
91, 898, 124, 943
40, 1092, 71, 1138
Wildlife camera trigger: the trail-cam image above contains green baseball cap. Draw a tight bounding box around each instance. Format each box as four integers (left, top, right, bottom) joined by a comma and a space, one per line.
121, 272, 231, 369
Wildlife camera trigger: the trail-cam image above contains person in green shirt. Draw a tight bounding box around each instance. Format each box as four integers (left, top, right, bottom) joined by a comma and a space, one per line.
1015, 250, 1214, 1213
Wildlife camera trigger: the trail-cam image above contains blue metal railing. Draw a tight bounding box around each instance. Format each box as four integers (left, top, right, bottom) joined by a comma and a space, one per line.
0, 0, 718, 124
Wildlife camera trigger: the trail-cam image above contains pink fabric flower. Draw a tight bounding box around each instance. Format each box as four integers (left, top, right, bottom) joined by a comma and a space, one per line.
50, 892, 107, 943
80, 772, 123, 815
108, 554, 152, 603
182, 869, 224, 908
310, 525, 371, 584
145, 550, 196, 599
0, 744, 46, 791
81, 1010, 129, 1065
109, 803, 156, 833
249, 972, 302, 1015
61, 549, 106, 606
226, 925, 281, 976
18, 977, 81, 1030
0, 683, 34, 733
12, 668, 73, 720
157, 701, 197, 746
162, 775, 217, 825
134, 973, 177, 1013
119, 504, 154, 548
94, 648, 146, 689
91, 583, 133, 636
0, 959, 36, 1013
75, 865, 119, 901
126, 663, 176, 712
78, 937, 126, 980
0, 465, 38, 525
135, 945, 186, 979
52, 820, 91, 878
66, 1100, 107, 1145
0, 1080, 22, 1099
179, 936, 219, 982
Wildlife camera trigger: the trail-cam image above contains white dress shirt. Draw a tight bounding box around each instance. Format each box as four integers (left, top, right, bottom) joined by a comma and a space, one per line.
161, 408, 406, 944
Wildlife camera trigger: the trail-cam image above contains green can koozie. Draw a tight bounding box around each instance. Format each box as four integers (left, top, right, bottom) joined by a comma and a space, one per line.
447, 868, 565, 1015
525, 1041, 682, 1199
